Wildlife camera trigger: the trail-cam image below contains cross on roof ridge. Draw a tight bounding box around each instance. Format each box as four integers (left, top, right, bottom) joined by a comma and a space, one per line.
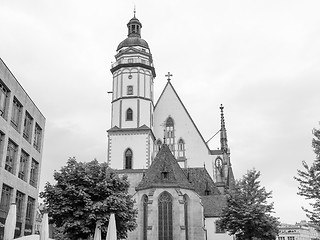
165, 72, 173, 81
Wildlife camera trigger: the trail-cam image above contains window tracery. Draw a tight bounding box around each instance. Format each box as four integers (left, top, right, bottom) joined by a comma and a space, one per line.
165, 117, 175, 153
158, 192, 173, 240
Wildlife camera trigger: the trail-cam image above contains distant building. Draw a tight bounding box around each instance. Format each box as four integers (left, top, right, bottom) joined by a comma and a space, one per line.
107, 13, 235, 240
278, 221, 320, 240
0, 58, 45, 239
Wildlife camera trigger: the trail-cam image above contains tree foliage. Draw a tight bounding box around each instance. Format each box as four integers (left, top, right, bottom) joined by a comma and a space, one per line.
220, 169, 279, 240
295, 127, 320, 225
40, 158, 137, 240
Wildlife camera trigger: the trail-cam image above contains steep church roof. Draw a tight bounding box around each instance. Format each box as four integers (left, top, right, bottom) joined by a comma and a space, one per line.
182, 168, 221, 196
136, 144, 194, 191
201, 195, 227, 217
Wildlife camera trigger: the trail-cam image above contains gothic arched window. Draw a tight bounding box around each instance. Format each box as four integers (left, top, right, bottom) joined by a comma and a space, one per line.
183, 195, 189, 240
158, 192, 173, 240
177, 138, 185, 158
124, 148, 132, 169
165, 117, 175, 153
142, 195, 148, 240
126, 108, 133, 121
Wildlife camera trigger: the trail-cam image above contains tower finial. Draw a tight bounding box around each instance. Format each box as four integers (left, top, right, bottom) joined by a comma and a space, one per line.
220, 104, 228, 152
220, 104, 225, 130
134, 5, 136, 17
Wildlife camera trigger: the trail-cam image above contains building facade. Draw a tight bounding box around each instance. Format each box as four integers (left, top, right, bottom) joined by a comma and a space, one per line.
278, 221, 320, 240
0, 58, 45, 239
107, 14, 235, 240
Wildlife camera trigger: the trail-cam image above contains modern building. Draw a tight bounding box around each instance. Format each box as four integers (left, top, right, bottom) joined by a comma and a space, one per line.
107, 13, 235, 240
0, 58, 45, 239
278, 221, 320, 240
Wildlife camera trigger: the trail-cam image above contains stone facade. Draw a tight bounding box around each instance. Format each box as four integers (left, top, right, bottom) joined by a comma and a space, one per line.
0, 58, 45, 239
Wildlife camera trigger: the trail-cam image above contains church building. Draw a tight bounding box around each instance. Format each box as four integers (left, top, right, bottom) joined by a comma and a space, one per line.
107, 13, 235, 240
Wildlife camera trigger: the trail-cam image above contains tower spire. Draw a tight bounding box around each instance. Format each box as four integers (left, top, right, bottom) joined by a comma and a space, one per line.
220, 104, 228, 153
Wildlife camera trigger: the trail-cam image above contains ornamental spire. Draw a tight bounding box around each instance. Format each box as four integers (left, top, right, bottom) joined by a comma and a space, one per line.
220, 104, 228, 153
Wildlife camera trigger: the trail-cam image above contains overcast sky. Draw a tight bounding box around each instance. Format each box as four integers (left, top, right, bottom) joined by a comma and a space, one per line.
1, 0, 320, 224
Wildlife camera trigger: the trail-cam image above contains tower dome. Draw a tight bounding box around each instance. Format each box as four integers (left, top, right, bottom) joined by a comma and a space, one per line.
116, 14, 150, 51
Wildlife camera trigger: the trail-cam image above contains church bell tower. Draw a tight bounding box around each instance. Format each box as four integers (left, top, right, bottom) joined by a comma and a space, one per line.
107, 12, 156, 170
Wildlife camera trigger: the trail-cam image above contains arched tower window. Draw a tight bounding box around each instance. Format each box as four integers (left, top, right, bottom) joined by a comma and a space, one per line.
142, 195, 148, 240
165, 117, 175, 153
124, 148, 133, 169
158, 191, 173, 240
126, 108, 133, 121
183, 195, 189, 240
177, 138, 185, 158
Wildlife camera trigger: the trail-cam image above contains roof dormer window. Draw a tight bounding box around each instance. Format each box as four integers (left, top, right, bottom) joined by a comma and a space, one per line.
161, 171, 168, 180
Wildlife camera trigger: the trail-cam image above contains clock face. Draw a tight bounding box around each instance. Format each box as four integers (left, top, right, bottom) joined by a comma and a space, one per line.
215, 158, 223, 169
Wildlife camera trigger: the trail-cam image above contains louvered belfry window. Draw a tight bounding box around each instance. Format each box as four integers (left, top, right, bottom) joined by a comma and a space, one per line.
126, 108, 133, 121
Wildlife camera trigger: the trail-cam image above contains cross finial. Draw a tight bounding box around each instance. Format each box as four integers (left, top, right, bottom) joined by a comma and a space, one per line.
220, 104, 224, 113
165, 72, 173, 81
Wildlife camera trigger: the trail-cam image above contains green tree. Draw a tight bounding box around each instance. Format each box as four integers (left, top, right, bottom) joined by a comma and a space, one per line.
295, 127, 320, 225
220, 169, 279, 240
40, 157, 137, 240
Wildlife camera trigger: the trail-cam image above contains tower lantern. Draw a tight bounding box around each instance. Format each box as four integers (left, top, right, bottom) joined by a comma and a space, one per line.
127, 14, 142, 37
